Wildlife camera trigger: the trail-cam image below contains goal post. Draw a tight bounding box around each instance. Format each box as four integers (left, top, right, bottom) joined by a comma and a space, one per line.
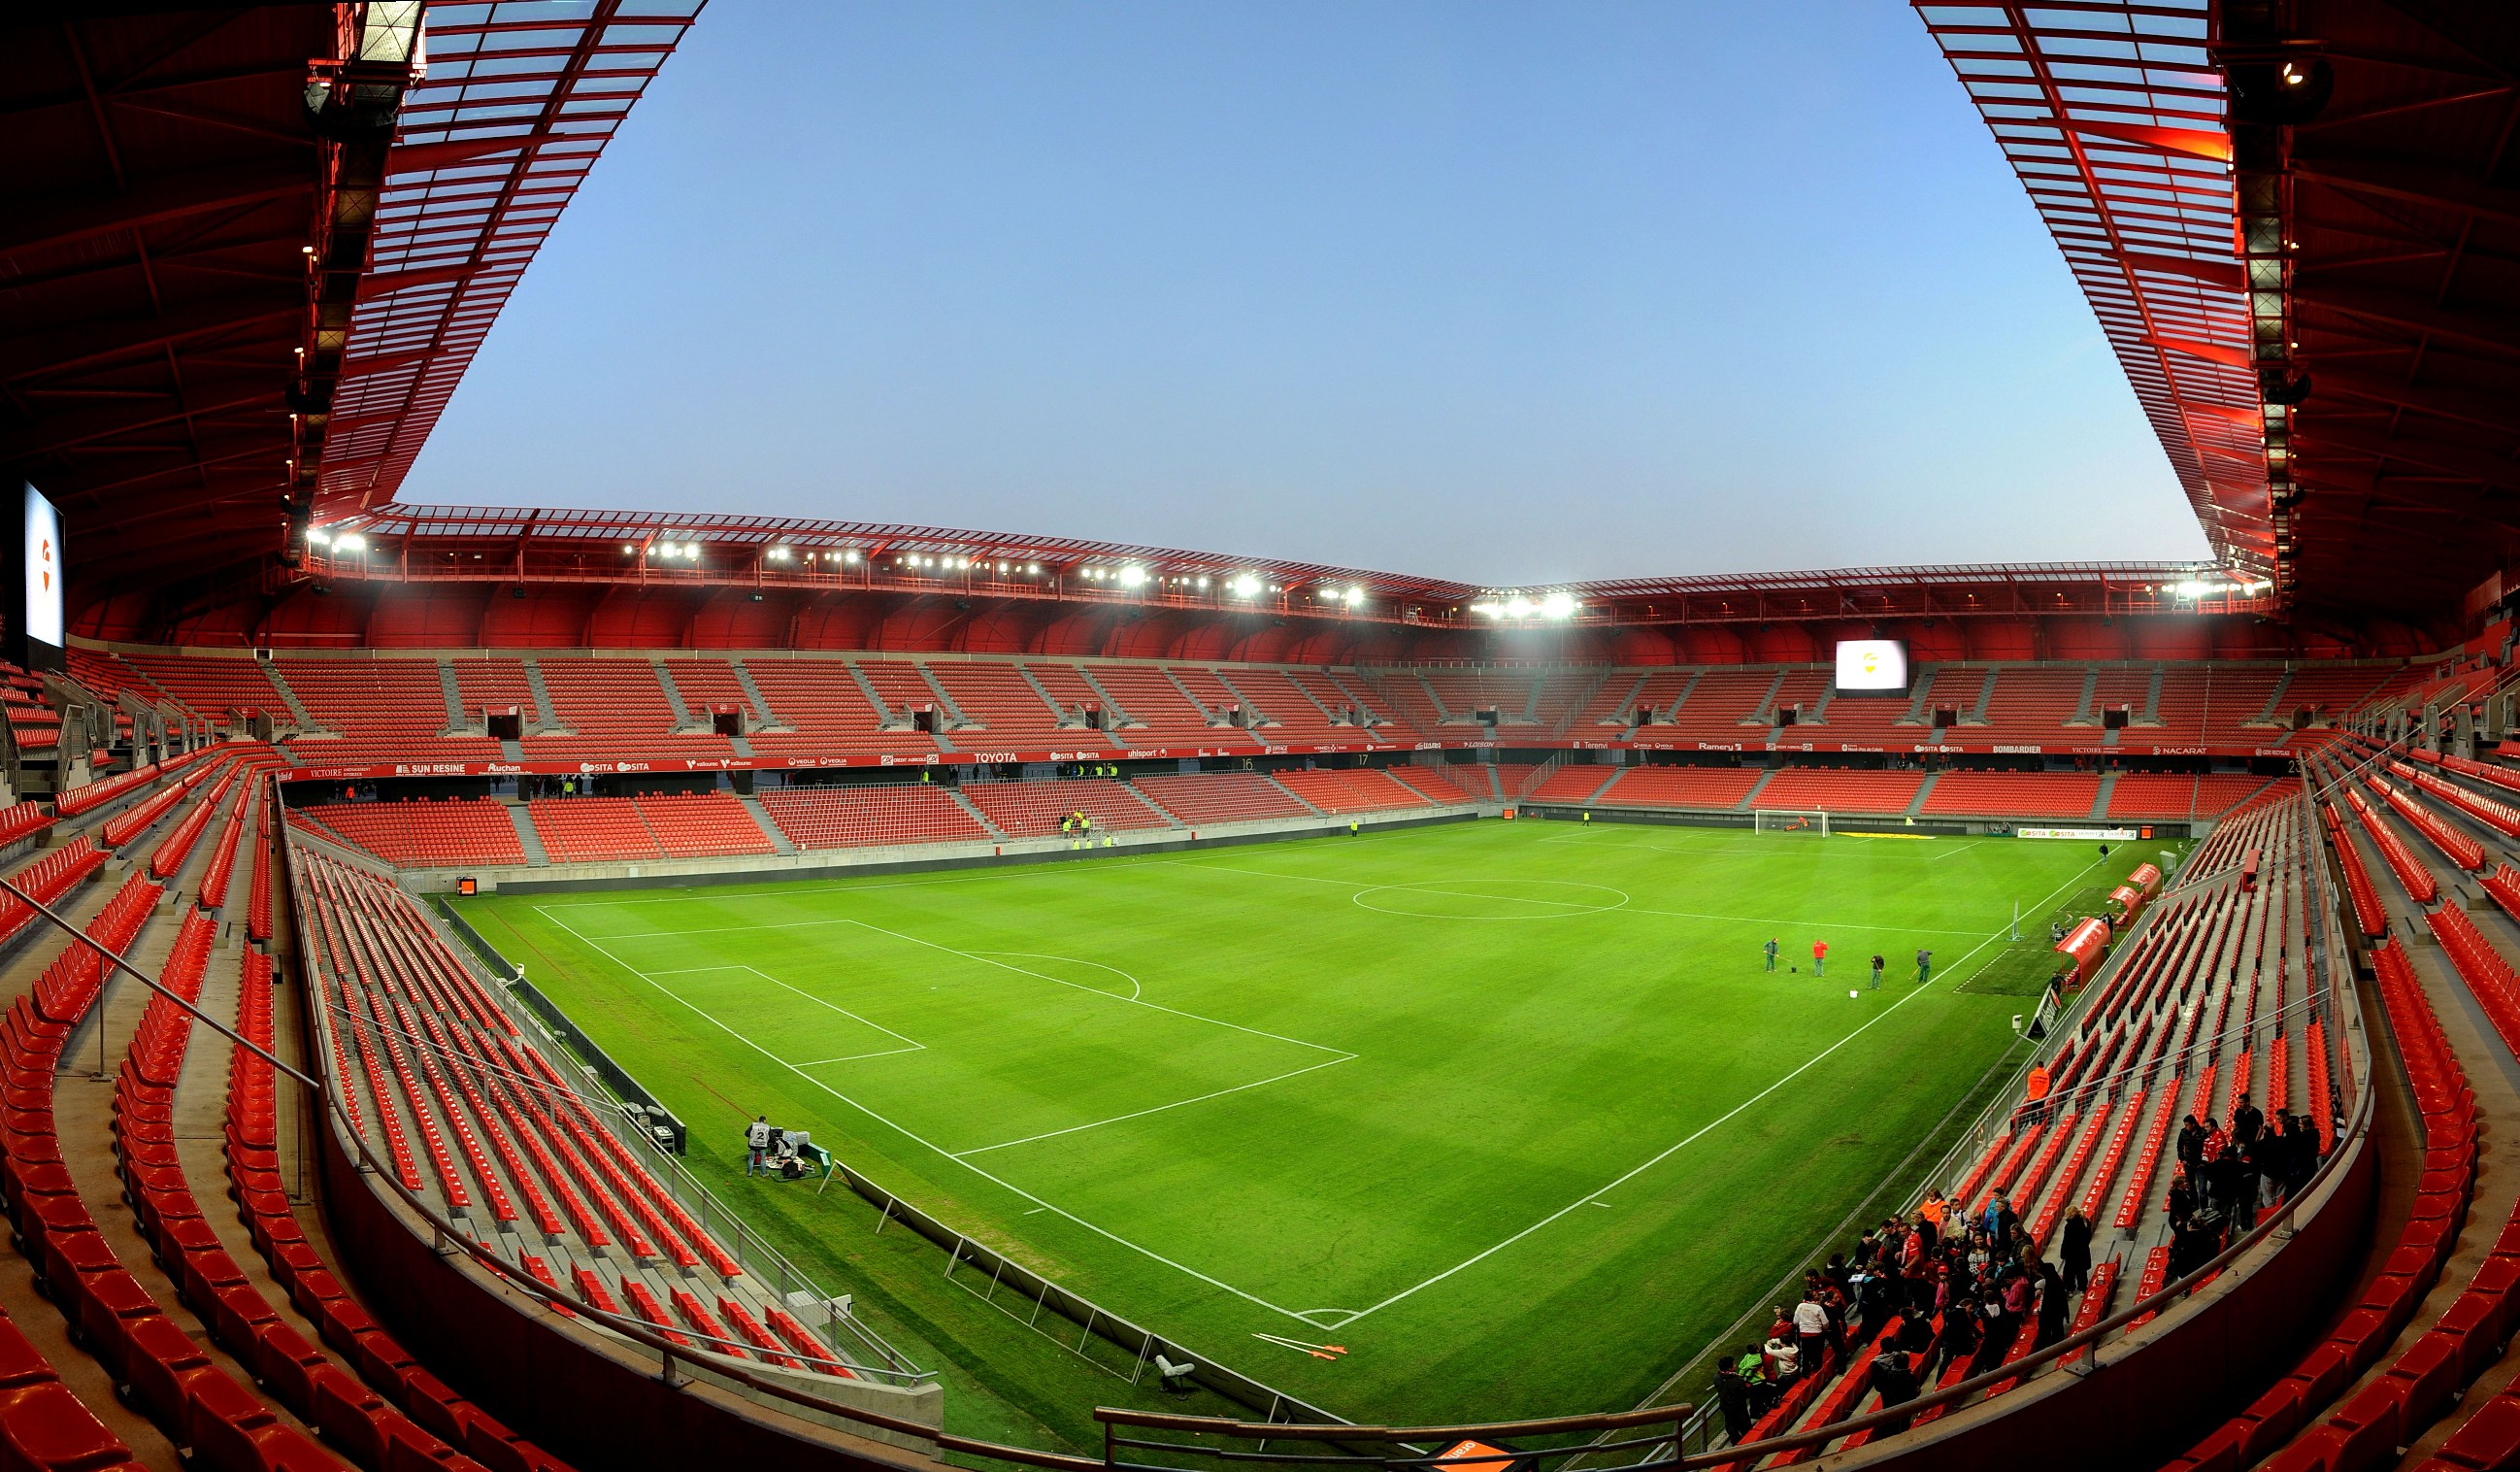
1752, 809, 1831, 837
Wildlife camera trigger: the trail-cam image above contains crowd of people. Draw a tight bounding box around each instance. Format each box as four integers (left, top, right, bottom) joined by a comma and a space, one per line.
1708, 1090, 2332, 1448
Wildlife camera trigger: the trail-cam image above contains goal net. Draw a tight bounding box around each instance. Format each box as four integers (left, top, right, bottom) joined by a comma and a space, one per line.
1752, 809, 1832, 837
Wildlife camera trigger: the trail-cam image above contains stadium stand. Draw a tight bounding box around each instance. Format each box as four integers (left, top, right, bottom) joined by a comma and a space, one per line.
526, 798, 663, 863
759, 784, 992, 849
1920, 772, 2103, 820
743, 659, 934, 758
535, 660, 727, 761
1133, 771, 1314, 824
297, 799, 529, 869
1753, 768, 1927, 815
961, 778, 1172, 838
1271, 768, 1438, 816
1591, 766, 1763, 811
635, 792, 776, 858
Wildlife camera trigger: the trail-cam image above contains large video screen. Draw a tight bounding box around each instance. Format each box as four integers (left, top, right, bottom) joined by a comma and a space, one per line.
1833, 638, 1909, 696
10, 483, 63, 673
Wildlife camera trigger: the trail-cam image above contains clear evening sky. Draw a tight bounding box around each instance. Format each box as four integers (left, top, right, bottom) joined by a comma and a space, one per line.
401, 0, 2216, 583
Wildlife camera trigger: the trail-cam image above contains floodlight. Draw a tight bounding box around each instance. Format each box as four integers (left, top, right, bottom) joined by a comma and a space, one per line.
767, 546, 791, 561
1470, 600, 1502, 618
1195, 576, 1209, 589
1119, 565, 1147, 587
1026, 563, 1040, 575
1343, 586, 1364, 606
308, 529, 333, 548
1539, 591, 1576, 619
335, 533, 368, 552
1503, 595, 1533, 618
843, 549, 859, 564
1229, 574, 1261, 598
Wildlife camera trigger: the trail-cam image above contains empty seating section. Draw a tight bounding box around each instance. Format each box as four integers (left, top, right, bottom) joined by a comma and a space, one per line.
1755, 768, 1926, 814
4, 682, 61, 751
1169, 667, 1260, 729
1921, 772, 2101, 818
2276, 665, 2401, 728
743, 660, 929, 756
1212, 668, 1342, 737
1024, 665, 1119, 735
1371, 673, 1448, 733
1766, 670, 1829, 725
1133, 772, 1313, 824
1270, 768, 1434, 815
1089, 665, 1241, 742
2087, 668, 2150, 725
1530, 672, 1599, 732
450, 655, 538, 733
2197, 669, 2287, 743
1388, 766, 1482, 804
1592, 766, 1763, 811
1661, 670, 1778, 739
118, 653, 283, 724
300, 800, 527, 868
1620, 670, 1696, 727
282, 659, 498, 764
2106, 774, 2200, 819
662, 659, 756, 723
1524, 764, 1616, 803
534, 659, 720, 760
1303, 670, 1395, 727
290, 850, 869, 1386
962, 778, 1172, 837
857, 659, 948, 724
1972, 669, 2085, 742
1416, 672, 1538, 726
923, 661, 1068, 742
635, 793, 774, 857
526, 799, 661, 863
759, 785, 990, 848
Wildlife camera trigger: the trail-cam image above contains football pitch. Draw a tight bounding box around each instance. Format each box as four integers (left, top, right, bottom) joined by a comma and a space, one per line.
458, 818, 2181, 1432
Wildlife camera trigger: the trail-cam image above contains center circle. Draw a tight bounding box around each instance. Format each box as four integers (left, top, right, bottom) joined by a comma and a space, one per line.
1351, 879, 1630, 920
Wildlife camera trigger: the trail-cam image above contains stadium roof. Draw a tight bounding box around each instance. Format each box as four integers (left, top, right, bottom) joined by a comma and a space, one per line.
8, 3, 2509, 629
0, 1, 696, 589
306, 502, 2264, 628
1919, 0, 2520, 619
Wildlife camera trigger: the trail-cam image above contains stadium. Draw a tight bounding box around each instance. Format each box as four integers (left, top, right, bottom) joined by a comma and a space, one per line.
1, 3, 2517, 1472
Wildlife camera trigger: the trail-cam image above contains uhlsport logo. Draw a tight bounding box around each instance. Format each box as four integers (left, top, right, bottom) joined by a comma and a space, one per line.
1859, 648, 1880, 677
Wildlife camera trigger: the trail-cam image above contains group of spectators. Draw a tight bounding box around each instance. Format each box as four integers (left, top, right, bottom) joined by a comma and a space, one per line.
1711, 1191, 2085, 1443
2164, 1093, 2325, 1277
1709, 1093, 2334, 1448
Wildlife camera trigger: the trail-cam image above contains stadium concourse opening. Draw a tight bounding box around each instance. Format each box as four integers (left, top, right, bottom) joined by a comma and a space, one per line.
6, 3, 2520, 1472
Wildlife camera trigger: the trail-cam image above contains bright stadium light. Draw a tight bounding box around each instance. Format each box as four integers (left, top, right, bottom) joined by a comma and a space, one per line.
1118, 565, 1147, 587
1026, 562, 1040, 575
766, 546, 792, 561
308, 528, 333, 548
1470, 600, 1503, 617
1503, 595, 1533, 618
1540, 591, 1576, 619
1343, 586, 1364, 606
1229, 574, 1261, 598
842, 549, 859, 563
1195, 575, 1209, 589
334, 533, 368, 552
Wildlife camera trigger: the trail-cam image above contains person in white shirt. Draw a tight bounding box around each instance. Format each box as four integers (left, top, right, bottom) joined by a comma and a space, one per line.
746, 1116, 773, 1177
1792, 1294, 1831, 1376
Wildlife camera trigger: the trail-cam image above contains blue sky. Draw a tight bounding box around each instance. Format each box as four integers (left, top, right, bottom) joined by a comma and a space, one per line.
401, 0, 2213, 583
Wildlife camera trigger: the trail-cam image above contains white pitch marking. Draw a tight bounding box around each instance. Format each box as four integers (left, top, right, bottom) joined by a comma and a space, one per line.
536, 909, 1331, 1327
952, 1054, 1356, 1158
1311, 909, 2034, 1330
971, 951, 1143, 1002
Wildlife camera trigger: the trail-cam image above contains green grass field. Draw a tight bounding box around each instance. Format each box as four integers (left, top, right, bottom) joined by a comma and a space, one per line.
459, 817, 2181, 1444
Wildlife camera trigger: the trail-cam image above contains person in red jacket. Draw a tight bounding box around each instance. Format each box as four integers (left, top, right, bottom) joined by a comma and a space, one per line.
1812, 938, 1829, 977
